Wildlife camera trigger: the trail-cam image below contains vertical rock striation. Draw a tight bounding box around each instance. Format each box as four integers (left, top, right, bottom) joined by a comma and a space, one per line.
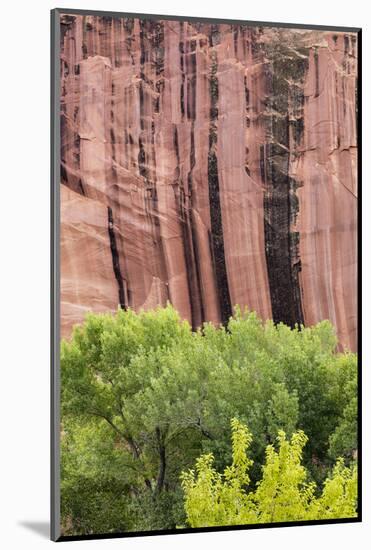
59, 14, 358, 350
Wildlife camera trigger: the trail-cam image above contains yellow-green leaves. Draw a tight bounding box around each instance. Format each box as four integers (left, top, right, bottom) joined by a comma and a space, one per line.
182, 420, 358, 528
181, 420, 256, 527
310, 459, 358, 519
254, 430, 310, 523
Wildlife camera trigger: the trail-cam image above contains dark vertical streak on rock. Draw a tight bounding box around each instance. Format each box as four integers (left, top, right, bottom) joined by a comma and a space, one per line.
154, 19, 165, 115
108, 206, 127, 309
208, 46, 232, 326
186, 40, 197, 120
174, 115, 204, 326
110, 79, 131, 307
263, 144, 304, 328
82, 16, 88, 59
77, 179, 85, 195
263, 39, 307, 328
314, 48, 320, 98
124, 18, 135, 66
139, 20, 146, 67
260, 143, 266, 183
60, 17, 84, 198
233, 26, 239, 57
113, 18, 121, 68
60, 15, 75, 44
178, 132, 205, 327
179, 23, 185, 119
138, 19, 169, 302
189, 123, 205, 324
175, 128, 196, 330
244, 75, 250, 175
344, 35, 349, 56
110, 82, 117, 181
138, 21, 152, 181
151, 22, 168, 298
342, 36, 352, 117
170, 28, 205, 327
186, 36, 204, 326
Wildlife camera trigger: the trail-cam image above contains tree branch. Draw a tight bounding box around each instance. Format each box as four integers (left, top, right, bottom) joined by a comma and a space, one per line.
88, 409, 153, 491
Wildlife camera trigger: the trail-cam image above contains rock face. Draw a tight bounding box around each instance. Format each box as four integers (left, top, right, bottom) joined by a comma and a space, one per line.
59, 14, 358, 350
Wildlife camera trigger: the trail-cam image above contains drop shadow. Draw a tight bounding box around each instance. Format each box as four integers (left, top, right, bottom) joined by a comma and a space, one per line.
18, 521, 50, 539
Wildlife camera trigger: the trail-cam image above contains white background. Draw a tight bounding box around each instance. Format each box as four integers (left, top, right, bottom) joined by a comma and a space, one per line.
0, 0, 369, 547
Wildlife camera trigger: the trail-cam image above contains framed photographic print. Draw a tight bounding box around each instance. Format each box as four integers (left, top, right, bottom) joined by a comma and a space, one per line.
51, 7, 361, 541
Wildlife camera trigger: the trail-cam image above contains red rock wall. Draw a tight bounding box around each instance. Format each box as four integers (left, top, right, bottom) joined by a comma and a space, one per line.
59, 14, 358, 351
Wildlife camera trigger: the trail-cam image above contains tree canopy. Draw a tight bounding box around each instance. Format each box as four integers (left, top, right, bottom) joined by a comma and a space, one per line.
60, 304, 358, 534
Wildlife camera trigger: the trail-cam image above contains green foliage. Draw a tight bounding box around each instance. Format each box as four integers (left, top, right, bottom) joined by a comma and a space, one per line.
181, 419, 358, 527
329, 374, 358, 460
61, 304, 358, 534
61, 419, 134, 534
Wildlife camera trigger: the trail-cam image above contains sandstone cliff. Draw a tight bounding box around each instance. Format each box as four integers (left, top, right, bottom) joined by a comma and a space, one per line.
59, 14, 358, 350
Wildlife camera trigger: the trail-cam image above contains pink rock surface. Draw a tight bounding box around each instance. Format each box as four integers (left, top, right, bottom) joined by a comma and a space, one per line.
59, 15, 358, 350
60, 186, 118, 338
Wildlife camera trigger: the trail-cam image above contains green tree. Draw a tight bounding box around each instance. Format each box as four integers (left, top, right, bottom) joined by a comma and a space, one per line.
61, 305, 220, 532
61, 305, 358, 533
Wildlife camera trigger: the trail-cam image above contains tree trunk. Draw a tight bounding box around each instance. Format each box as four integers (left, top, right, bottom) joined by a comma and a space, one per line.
155, 427, 166, 493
